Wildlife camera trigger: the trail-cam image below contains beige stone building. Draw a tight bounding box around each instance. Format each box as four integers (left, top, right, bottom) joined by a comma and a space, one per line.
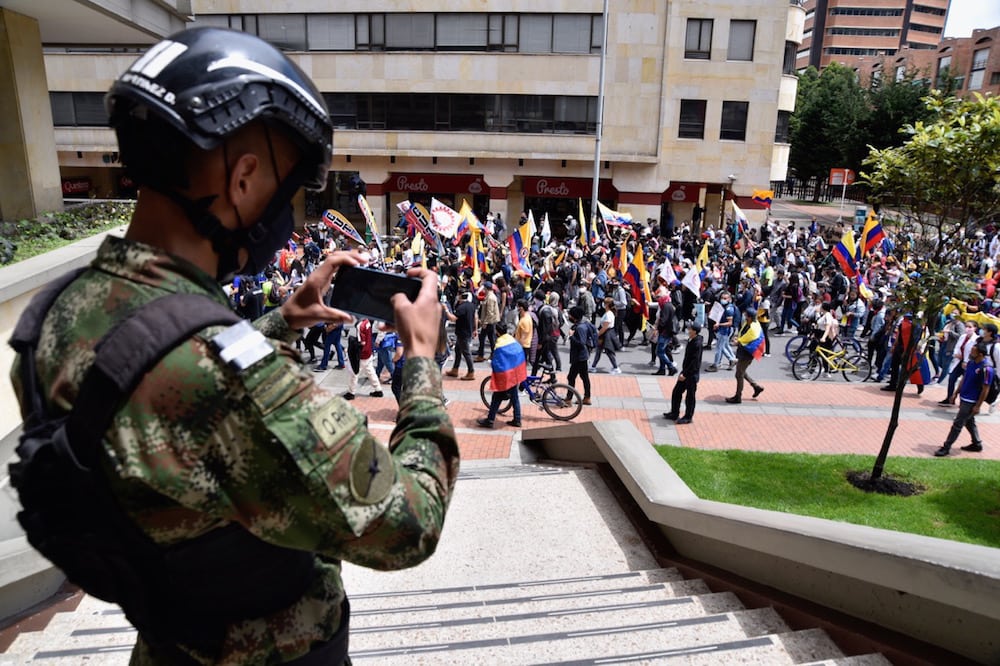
42, 0, 804, 235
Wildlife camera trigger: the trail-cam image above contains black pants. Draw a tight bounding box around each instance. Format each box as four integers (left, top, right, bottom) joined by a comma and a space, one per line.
452, 336, 474, 373
567, 359, 591, 399
671, 377, 698, 419
476, 323, 496, 357
533, 337, 561, 374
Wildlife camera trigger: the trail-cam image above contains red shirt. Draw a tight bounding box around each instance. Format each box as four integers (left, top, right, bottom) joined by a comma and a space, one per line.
358, 319, 374, 360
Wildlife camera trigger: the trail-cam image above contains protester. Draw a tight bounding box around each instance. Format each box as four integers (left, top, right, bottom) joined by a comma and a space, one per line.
727, 309, 766, 404
663, 324, 704, 424
477, 323, 527, 428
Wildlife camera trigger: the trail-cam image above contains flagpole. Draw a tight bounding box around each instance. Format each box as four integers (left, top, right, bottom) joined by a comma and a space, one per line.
589, 0, 609, 240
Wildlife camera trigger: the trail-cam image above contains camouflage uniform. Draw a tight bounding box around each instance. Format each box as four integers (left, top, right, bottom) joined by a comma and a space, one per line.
11, 235, 460, 665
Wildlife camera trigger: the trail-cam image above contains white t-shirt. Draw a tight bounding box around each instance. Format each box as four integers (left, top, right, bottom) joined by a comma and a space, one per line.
601, 310, 615, 331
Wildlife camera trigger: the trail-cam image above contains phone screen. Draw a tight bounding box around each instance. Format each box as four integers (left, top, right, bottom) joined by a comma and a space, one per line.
329, 266, 422, 325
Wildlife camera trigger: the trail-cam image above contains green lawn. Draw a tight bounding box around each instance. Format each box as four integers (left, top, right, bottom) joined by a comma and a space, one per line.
655, 446, 1000, 548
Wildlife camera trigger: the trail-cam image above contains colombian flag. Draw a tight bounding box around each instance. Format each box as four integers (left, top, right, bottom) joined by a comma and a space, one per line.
859, 211, 885, 257
752, 189, 774, 208
831, 230, 859, 278
738, 320, 766, 360
624, 244, 652, 325
508, 220, 532, 275
490, 334, 527, 391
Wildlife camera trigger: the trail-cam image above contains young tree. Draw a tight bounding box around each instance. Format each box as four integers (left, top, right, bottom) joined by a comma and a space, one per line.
866, 265, 977, 486
863, 92, 1000, 263
789, 64, 870, 201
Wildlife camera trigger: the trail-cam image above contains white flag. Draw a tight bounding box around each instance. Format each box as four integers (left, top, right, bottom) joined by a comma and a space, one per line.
540, 213, 551, 246
429, 197, 462, 238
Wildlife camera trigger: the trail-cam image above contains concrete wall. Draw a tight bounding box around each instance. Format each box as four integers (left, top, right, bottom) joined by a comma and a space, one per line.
0, 9, 63, 221
523, 420, 1000, 664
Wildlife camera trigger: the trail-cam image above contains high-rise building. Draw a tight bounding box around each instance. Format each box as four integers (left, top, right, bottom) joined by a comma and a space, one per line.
42, 1, 805, 232
797, 0, 950, 72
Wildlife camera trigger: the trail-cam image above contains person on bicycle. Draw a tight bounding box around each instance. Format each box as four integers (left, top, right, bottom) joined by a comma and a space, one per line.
477, 323, 527, 428
815, 302, 840, 374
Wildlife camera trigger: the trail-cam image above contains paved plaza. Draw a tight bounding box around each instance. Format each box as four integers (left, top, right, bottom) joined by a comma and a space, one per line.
314, 334, 1000, 463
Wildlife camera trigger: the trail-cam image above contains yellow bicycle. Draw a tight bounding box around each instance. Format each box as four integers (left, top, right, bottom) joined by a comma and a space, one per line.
791, 344, 871, 382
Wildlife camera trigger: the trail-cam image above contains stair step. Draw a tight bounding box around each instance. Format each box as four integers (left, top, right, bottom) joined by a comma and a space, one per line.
775, 628, 850, 663
349, 607, 781, 663
802, 654, 893, 666
349, 568, 684, 610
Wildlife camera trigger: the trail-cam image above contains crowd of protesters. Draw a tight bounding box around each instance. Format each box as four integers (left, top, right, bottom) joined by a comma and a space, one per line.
224, 205, 1000, 452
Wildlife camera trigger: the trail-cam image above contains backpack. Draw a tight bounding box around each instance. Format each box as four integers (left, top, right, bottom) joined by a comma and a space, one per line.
9, 270, 320, 653
986, 342, 1000, 404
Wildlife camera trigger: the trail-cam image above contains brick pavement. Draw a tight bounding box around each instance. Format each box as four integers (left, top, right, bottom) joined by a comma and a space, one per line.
319, 366, 1000, 462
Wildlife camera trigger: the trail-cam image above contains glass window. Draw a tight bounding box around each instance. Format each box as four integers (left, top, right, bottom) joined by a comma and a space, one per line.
553, 14, 591, 53
50, 92, 75, 125
783, 41, 797, 74
323, 93, 358, 129
678, 99, 707, 139
720, 101, 748, 141
728, 20, 756, 61
385, 14, 434, 49
73, 92, 109, 126
519, 15, 553, 53
437, 14, 488, 49
504, 15, 518, 50
448, 94, 488, 130
685, 19, 713, 59
258, 14, 307, 51
308, 15, 356, 51
775, 110, 791, 143
591, 15, 604, 52
488, 14, 504, 48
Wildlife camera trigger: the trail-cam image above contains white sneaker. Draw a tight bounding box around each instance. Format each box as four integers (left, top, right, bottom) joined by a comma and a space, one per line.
610, 367, 622, 375
590, 366, 599, 373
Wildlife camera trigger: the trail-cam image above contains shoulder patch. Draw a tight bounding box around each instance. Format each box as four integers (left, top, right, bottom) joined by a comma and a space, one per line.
210, 320, 274, 372
349, 440, 395, 505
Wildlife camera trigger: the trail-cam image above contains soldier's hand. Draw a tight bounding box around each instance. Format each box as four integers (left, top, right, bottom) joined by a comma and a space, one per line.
393, 268, 440, 360
280, 251, 364, 330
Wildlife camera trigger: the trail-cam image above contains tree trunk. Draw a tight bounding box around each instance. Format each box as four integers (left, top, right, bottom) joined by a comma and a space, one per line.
871, 328, 921, 479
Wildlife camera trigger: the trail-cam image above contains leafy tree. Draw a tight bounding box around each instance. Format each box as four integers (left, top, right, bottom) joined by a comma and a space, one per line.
863, 92, 1000, 263
789, 64, 870, 201
865, 67, 934, 151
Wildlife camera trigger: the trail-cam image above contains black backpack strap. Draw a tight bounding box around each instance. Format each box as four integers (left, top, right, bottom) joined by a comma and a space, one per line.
9, 268, 88, 424
65, 293, 241, 470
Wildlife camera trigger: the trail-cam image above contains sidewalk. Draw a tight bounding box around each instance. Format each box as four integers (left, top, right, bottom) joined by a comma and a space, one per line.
313, 356, 1000, 462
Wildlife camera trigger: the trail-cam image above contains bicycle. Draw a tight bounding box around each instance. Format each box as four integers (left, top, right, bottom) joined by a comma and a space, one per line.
791, 343, 871, 382
479, 369, 583, 421
784, 329, 862, 362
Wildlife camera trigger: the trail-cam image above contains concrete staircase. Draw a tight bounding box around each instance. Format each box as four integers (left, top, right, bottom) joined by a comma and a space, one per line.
0, 464, 891, 664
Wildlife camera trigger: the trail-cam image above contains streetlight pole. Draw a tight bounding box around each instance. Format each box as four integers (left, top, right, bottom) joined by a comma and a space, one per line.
721, 174, 736, 230
589, 0, 609, 236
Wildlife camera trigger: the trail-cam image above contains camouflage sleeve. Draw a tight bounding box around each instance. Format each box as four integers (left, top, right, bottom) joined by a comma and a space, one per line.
105, 333, 459, 572
253, 308, 300, 345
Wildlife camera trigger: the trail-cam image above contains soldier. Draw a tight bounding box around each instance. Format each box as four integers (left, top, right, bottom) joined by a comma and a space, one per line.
10, 28, 458, 664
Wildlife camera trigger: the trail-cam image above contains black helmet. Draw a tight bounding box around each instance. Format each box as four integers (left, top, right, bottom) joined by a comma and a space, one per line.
106, 27, 332, 191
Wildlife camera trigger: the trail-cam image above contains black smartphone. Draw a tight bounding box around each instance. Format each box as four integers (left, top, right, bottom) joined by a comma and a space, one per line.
329, 265, 422, 325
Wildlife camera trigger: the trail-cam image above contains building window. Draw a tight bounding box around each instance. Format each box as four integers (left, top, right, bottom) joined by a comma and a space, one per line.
909, 23, 943, 35
992, 72, 1000, 86
49, 92, 108, 126
720, 101, 748, 141
830, 7, 903, 16
728, 20, 756, 61
829, 27, 899, 37
320, 92, 597, 134
436, 14, 488, 50
519, 14, 553, 52
969, 48, 989, 90
678, 99, 707, 139
685, 19, 713, 59
257, 14, 307, 51
913, 4, 947, 16
385, 14, 434, 49
307, 14, 356, 50
775, 110, 791, 144
895, 65, 906, 81
783, 41, 797, 74
552, 14, 592, 53
936, 55, 951, 87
